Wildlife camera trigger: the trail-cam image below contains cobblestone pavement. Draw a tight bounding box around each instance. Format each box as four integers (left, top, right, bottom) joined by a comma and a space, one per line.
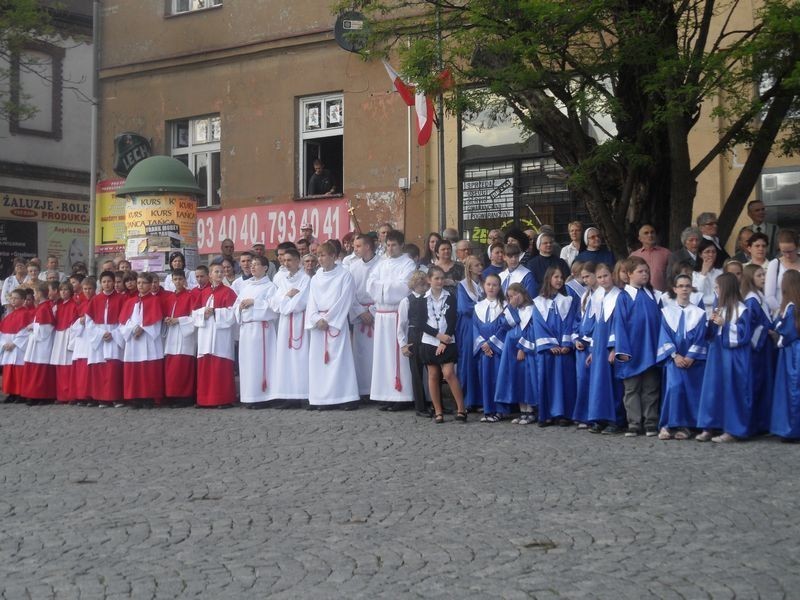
1, 402, 798, 599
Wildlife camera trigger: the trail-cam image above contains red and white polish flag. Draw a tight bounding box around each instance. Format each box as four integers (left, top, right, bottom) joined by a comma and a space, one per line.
382, 59, 435, 146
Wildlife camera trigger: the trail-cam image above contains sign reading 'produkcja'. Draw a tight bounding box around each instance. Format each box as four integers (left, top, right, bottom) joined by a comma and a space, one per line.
1, 191, 89, 223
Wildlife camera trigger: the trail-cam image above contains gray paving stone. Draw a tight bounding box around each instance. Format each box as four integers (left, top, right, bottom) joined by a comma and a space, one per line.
1, 403, 799, 598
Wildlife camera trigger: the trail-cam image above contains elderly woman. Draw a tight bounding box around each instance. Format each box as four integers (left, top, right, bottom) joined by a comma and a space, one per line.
666, 226, 701, 282
575, 227, 615, 267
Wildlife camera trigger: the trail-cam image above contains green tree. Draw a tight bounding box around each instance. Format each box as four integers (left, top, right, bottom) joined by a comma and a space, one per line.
342, 0, 800, 255
0, 0, 52, 123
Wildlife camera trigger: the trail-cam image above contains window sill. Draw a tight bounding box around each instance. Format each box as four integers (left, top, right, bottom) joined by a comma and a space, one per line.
165, 4, 223, 18
197, 205, 222, 212
295, 193, 344, 201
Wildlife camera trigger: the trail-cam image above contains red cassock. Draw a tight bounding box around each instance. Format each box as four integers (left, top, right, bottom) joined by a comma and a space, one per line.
119, 293, 165, 401
84, 291, 126, 402
1, 307, 34, 396
53, 298, 80, 403
196, 284, 238, 407
70, 302, 91, 401
21, 300, 57, 400
163, 289, 197, 399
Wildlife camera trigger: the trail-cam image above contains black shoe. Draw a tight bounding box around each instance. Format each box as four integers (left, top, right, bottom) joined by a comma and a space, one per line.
589, 422, 605, 434
557, 418, 572, 427
216, 404, 233, 409
343, 403, 359, 411
538, 419, 553, 428
378, 404, 392, 411
415, 411, 431, 418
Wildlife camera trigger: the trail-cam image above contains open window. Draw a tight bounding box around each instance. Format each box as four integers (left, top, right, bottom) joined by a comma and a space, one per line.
298, 94, 343, 197
169, 115, 221, 208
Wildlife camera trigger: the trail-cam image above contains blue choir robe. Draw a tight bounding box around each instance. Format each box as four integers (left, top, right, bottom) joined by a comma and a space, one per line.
613, 285, 662, 379
457, 280, 484, 409
473, 298, 509, 416
587, 287, 626, 425
482, 264, 503, 280
656, 302, 708, 429
499, 265, 538, 300
745, 291, 776, 434
697, 303, 753, 437
572, 291, 596, 423
660, 292, 705, 311
769, 303, 800, 439
527, 293, 578, 421
495, 304, 535, 412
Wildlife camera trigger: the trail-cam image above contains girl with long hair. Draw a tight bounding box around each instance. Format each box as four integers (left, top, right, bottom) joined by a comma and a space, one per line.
572, 262, 598, 427
457, 256, 484, 411
769, 270, 800, 441
696, 273, 753, 442
473, 273, 508, 422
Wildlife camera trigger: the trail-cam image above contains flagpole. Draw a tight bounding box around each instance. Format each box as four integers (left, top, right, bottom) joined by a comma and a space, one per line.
88, 0, 100, 275
435, 6, 446, 233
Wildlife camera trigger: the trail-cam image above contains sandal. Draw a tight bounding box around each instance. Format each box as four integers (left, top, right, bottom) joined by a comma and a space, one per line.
483, 414, 500, 423
455, 411, 468, 423
434, 414, 444, 424
657, 427, 673, 441
674, 428, 691, 440
695, 430, 713, 442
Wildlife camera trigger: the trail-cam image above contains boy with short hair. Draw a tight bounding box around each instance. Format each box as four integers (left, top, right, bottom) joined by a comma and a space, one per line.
21, 282, 58, 405
1, 289, 33, 403
84, 271, 126, 407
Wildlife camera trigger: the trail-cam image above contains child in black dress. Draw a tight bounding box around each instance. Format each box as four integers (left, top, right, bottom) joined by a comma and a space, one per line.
414, 266, 467, 423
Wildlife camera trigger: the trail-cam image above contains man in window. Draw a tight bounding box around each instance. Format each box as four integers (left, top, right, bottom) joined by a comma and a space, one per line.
307, 159, 336, 196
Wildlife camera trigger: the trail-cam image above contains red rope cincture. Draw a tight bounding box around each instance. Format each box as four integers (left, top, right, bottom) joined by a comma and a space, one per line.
359, 303, 375, 338
324, 326, 342, 365
288, 310, 305, 350
376, 309, 402, 392
261, 321, 269, 391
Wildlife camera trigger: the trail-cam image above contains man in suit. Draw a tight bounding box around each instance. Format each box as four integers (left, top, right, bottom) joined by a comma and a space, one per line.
696, 212, 730, 268
666, 226, 702, 280
745, 200, 778, 258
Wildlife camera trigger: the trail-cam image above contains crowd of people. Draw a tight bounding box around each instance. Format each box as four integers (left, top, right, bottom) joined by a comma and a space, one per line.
1, 203, 799, 443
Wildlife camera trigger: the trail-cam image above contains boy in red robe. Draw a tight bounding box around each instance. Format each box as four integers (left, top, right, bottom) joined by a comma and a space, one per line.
21, 282, 58, 405
1, 288, 33, 403
70, 277, 96, 404
118, 272, 165, 408
51, 282, 81, 403
163, 269, 197, 406
84, 271, 126, 407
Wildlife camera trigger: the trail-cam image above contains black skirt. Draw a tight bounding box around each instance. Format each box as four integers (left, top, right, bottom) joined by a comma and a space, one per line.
418, 341, 459, 365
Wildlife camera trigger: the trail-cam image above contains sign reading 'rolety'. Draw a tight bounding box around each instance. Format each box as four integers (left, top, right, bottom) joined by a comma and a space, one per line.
1, 192, 89, 223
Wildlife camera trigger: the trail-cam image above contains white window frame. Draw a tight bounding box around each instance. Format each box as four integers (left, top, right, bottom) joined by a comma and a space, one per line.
170, 0, 222, 15
170, 115, 221, 209
298, 93, 343, 197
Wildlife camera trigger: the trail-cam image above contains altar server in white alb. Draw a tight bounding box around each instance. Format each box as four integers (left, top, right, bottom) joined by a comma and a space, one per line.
304, 242, 360, 409
235, 255, 279, 408
345, 233, 380, 398
366, 230, 416, 409
270, 248, 311, 402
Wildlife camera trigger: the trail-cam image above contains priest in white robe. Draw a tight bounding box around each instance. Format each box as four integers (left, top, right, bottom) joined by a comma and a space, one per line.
304, 242, 359, 408
366, 230, 416, 408
270, 248, 311, 401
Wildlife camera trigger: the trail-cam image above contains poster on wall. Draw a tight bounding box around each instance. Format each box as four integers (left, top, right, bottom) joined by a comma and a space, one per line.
125, 194, 197, 247
95, 178, 127, 254
0, 220, 38, 279
40, 222, 90, 273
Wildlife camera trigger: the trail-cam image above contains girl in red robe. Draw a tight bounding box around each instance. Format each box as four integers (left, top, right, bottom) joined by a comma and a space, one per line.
51, 282, 81, 403
21, 282, 59, 404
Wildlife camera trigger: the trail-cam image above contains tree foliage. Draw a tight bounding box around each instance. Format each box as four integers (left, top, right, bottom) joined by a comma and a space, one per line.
339, 0, 800, 255
0, 0, 52, 123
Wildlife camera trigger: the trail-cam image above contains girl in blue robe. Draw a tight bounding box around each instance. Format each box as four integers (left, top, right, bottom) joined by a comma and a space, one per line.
586, 263, 626, 433
697, 272, 753, 442
741, 264, 776, 435
769, 270, 800, 441
473, 273, 509, 422
456, 257, 484, 410
494, 282, 535, 420
656, 273, 708, 440
572, 263, 598, 426
527, 266, 578, 426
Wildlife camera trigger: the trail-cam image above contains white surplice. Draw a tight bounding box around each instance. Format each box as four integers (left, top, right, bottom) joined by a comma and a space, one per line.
366, 254, 415, 402
304, 265, 359, 406
234, 276, 278, 404
192, 289, 238, 361
270, 269, 311, 400
345, 253, 380, 395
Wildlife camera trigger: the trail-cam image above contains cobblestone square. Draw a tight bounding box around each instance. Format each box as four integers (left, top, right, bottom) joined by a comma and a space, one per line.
1, 403, 797, 599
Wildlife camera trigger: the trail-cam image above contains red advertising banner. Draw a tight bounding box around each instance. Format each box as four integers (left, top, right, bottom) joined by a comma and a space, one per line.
196, 198, 351, 252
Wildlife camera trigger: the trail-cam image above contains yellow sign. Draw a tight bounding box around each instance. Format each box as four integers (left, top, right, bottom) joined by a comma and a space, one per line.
96, 178, 127, 253
125, 194, 197, 247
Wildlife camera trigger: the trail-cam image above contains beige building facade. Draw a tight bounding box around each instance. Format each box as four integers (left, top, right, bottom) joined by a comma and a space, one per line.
98, 1, 797, 256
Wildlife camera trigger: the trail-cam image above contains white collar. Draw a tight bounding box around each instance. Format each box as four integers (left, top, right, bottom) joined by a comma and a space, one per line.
661, 302, 704, 333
